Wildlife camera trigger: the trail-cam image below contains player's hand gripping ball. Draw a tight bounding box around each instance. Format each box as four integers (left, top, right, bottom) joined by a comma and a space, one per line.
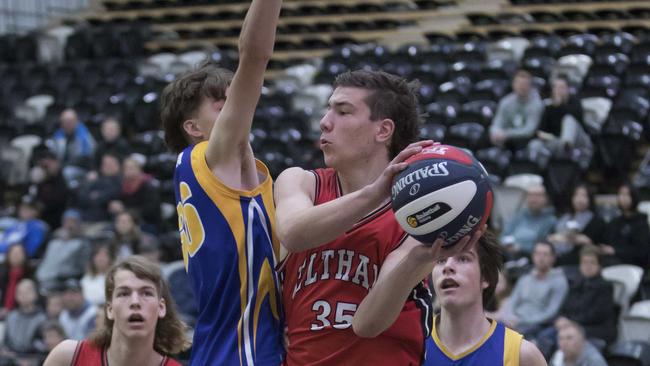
391, 145, 493, 247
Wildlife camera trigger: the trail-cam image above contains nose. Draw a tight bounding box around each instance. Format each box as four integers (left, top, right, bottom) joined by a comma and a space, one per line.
129, 292, 141, 308
319, 110, 333, 132
441, 258, 456, 275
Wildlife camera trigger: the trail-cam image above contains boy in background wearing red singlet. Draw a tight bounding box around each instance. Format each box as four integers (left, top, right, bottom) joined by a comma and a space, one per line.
274, 70, 481, 365
43, 256, 189, 366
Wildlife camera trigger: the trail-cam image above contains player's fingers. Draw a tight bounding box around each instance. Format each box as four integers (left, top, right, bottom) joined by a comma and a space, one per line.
405, 140, 434, 149
391, 145, 423, 165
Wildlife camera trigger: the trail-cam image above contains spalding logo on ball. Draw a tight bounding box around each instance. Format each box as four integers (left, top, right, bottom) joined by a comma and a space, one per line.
391, 144, 493, 247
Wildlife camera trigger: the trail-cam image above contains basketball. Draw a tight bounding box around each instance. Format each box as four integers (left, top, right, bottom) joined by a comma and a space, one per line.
391, 145, 493, 247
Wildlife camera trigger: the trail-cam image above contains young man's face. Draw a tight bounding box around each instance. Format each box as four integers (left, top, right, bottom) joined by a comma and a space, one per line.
319, 87, 384, 169
194, 96, 226, 142
432, 246, 487, 310
107, 269, 166, 339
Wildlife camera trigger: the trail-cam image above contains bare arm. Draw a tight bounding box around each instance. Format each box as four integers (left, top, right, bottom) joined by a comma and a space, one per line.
205, 0, 282, 188
43, 340, 78, 366
353, 231, 481, 338
520, 339, 548, 366
274, 142, 431, 252
274, 167, 386, 252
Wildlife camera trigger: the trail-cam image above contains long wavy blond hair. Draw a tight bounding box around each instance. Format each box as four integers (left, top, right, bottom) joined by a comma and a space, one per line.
89, 256, 191, 355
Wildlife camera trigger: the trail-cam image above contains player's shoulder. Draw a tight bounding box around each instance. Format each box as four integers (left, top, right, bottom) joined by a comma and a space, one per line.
276, 166, 316, 187
43, 339, 80, 366
519, 339, 548, 366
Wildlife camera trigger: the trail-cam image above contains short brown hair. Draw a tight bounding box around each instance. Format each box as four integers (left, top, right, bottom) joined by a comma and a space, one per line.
476, 231, 504, 308
160, 62, 233, 153
333, 70, 422, 159
579, 245, 601, 263
89, 256, 190, 355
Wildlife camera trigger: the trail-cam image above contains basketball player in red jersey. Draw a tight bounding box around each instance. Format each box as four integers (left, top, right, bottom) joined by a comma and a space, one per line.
274, 70, 482, 365
43, 256, 189, 366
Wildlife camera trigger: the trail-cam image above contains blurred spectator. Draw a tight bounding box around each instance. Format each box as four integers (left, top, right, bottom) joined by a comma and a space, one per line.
0, 197, 48, 258
508, 241, 568, 339
30, 151, 68, 229
537, 246, 617, 357
500, 184, 557, 259
485, 271, 516, 326
550, 321, 607, 366
530, 74, 592, 162
74, 153, 122, 222
489, 68, 544, 152
110, 210, 148, 259
143, 238, 198, 326
80, 242, 115, 306
48, 108, 96, 171
45, 291, 64, 321
548, 183, 606, 265
1, 279, 47, 357
0, 244, 35, 319
40, 320, 66, 354
94, 117, 131, 167
58, 278, 96, 341
35, 209, 91, 292
600, 182, 650, 268
109, 154, 161, 229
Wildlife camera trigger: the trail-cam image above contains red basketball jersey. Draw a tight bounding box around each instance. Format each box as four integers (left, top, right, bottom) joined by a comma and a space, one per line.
280, 168, 431, 366
71, 340, 182, 366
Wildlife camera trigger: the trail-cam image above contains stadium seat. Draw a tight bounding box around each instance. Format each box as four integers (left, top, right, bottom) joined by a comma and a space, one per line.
545, 158, 584, 210
419, 122, 446, 142
446, 122, 486, 150
490, 179, 528, 231
596, 117, 643, 179
606, 340, 650, 366
553, 54, 593, 85
476, 146, 511, 180
581, 97, 612, 136
603, 265, 645, 315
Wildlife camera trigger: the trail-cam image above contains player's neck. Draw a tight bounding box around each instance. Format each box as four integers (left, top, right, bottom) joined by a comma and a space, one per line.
107, 333, 162, 366
437, 306, 492, 354
336, 156, 390, 195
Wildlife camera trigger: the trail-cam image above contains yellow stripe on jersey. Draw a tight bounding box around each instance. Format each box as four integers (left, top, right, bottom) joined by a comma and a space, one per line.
190, 142, 275, 366
503, 327, 523, 366
431, 316, 497, 361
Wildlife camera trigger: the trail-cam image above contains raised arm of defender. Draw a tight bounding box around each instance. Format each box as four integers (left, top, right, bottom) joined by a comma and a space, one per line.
205, 0, 282, 188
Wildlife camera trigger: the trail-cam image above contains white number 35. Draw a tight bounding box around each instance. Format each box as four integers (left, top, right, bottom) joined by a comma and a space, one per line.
311, 301, 358, 331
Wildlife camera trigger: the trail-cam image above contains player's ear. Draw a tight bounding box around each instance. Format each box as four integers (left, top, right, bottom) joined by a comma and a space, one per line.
376, 118, 395, 144
481, 279, 489, 291
182, 119, 202, 139
158, 297, 167, 319
106, 302, 114, 321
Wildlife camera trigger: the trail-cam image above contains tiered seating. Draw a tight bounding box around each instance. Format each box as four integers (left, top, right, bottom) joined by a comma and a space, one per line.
463, 2, 650, 40
86, 0, 455, 73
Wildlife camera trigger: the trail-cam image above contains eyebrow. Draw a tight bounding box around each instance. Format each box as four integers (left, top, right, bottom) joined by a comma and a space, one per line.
115, 285, 156, 292
328, 101, 355, 109
459, 250, 477, 259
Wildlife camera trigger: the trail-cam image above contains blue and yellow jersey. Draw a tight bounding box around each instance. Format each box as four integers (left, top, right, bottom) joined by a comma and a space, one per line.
174, 141, 284, 366
425, 317, 522, 366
